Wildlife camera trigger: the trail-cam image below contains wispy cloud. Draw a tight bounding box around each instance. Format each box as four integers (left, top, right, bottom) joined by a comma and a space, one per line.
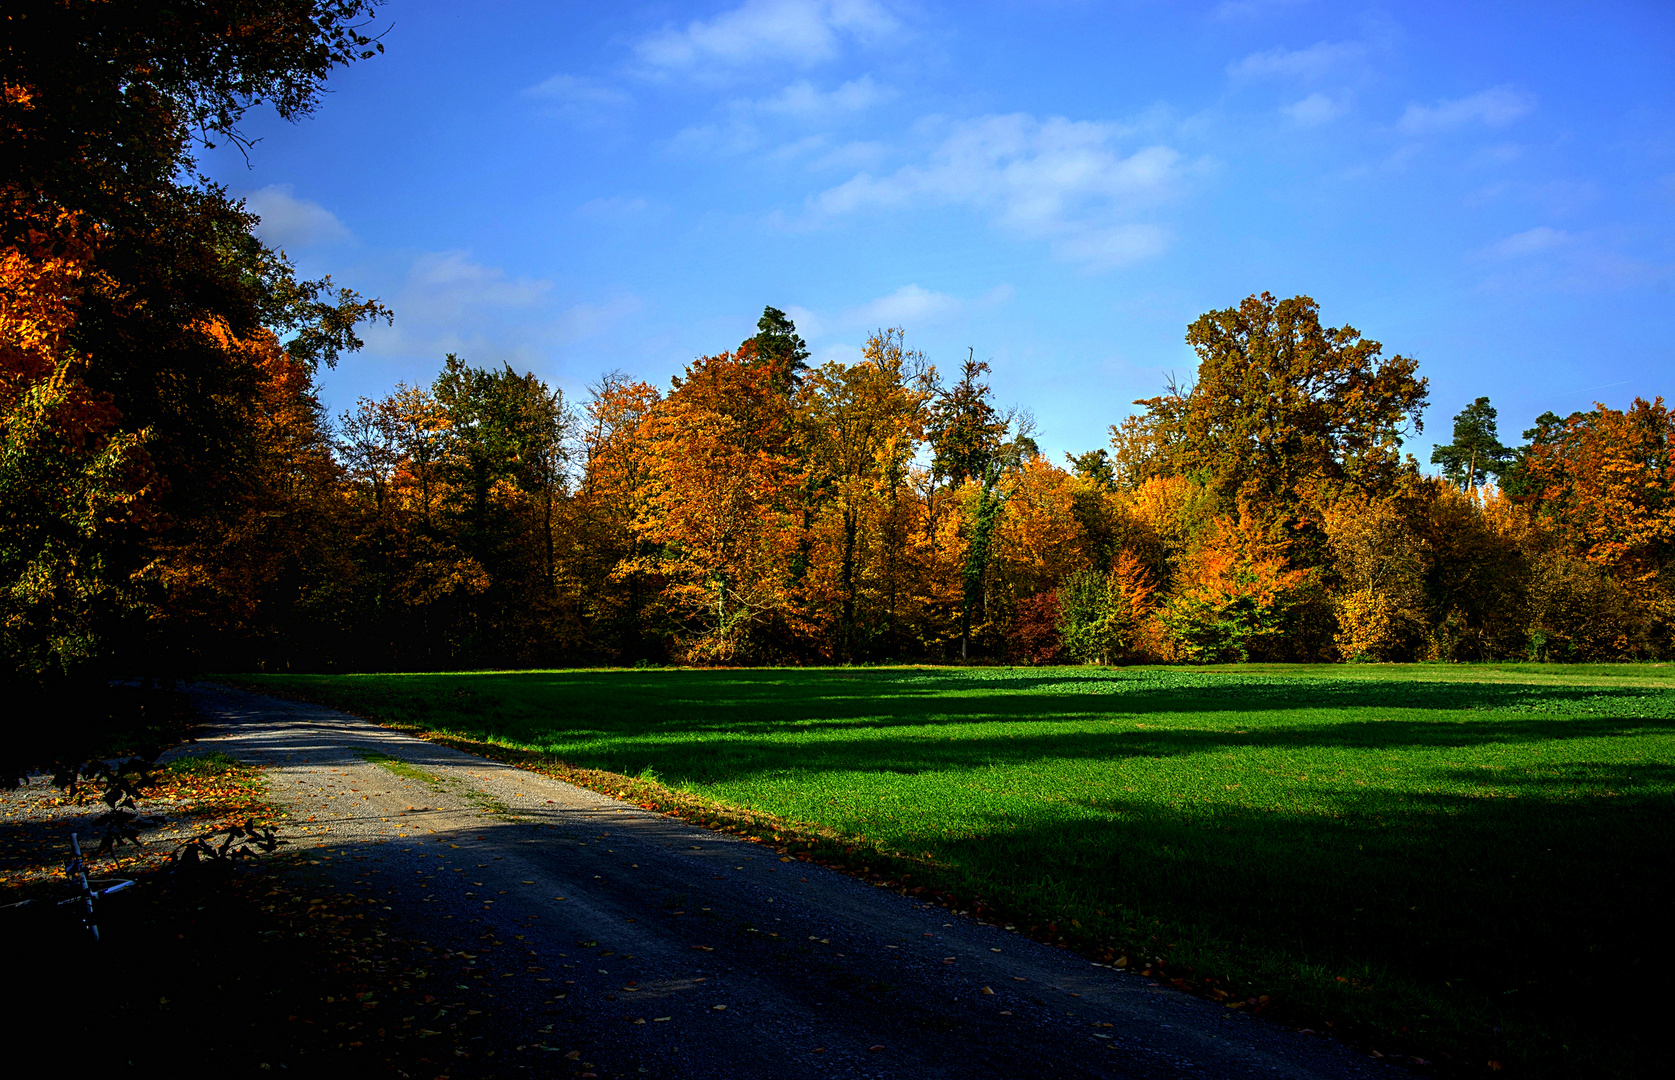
813, 113, 1184, 268
635, 0, 896, 72
524, 74, 632, 123
362, 251, 639, 367
754, 75, 892, 118
552, 295, 644, 340
243, 184, 350, 248
1229, 40, 1364, 81
843, 283, 1013, 328
1474, 226, 1671, 295
1282, 92, 1348, 126
1399, 86, 1533, 133
1484, 226, 1571, 258
670, 76, 893, 158
1052, 225, 1171, 270
761, 134, 889, 170
1210, 0, 1313, 20
576, 195, 659, 220
406, 251, 551, 313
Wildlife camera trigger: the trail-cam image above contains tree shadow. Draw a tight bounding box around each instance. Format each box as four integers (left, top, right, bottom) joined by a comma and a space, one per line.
909, 761, 1671, 1077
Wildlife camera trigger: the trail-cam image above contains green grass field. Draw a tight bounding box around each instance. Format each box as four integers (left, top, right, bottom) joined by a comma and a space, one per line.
222, 663, 1675, 1076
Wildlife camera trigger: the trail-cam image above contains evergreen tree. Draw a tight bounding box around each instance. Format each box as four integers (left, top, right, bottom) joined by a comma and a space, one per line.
746, 306, 811, 395
1431, 397, 1512, 490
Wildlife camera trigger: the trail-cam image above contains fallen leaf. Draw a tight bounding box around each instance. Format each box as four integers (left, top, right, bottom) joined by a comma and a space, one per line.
981, 986, 994, 995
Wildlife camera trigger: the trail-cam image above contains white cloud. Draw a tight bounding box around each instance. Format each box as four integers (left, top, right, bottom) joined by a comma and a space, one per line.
1211, 0, 1313, 20
1473, 228, 1670, 295
808, 139, 888, 170
762, 134, 887, 170
849, 284, 957, 325
553, 295, 644, 339
812, 113, 1183, 268
1229, 40, 1363, 81
243, 184, 350, 248
362, 251, 639, 365
1485, 226, 1571, 258
672, 75, 890, 158
636, 0, 895, 71
1399, 86, 1533, 133
783, 304, 824, 340
755, 75, 892, 117
524, 74, 631, 122
1052, 225, 1171, 270
1467, 142, 1524, 168
1282, 92, 1348, 126
407, 251, 551, 313
672, 76, 892, 160
832, 283, 1013, 331
668, 118, 763, 156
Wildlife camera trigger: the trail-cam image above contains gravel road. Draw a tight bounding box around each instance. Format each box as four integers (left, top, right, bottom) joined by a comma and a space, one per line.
186, 682, 1400, 1080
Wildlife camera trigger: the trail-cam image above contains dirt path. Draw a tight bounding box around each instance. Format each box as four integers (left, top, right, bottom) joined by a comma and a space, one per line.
187, 682, 1398, 1080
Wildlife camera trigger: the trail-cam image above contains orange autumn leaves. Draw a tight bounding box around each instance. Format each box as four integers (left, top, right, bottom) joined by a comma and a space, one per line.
632, 350, 801, 663
1520, 399, 1675, 600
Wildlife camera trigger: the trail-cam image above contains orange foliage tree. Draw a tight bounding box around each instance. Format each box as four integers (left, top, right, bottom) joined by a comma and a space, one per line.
631, 351, 802, 663
1513, 398, 1675, 654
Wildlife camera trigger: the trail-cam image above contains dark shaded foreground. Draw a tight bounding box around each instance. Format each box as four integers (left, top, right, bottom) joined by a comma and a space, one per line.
0, 843, 518, 1076
180, 683, 1399, 1080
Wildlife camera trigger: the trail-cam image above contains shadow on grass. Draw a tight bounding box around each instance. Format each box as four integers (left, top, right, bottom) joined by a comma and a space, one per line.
557, 713, 1675, 786
910, 762, 1672, 1079
242, 669, 1675, 775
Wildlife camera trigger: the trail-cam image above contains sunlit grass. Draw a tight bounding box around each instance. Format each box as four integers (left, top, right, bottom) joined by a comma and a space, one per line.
221, 663, 1675, 1076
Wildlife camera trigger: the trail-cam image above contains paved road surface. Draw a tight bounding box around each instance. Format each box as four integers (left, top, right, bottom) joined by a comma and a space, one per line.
187, 683, 1398, 1080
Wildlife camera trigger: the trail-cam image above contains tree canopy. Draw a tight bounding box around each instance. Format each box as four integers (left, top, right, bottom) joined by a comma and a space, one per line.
1120, 292, 1429, 516
1, 0, 388, 711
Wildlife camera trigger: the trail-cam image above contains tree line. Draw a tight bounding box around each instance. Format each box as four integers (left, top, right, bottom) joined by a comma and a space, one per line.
167, 294, 1667, 671
3, 2, 1671, 700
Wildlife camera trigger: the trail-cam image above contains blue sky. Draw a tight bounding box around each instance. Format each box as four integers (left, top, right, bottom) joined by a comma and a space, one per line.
203, 0, 1675, 465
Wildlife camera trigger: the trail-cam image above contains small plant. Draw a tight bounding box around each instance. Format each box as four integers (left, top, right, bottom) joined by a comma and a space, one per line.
163, 751, 245, 778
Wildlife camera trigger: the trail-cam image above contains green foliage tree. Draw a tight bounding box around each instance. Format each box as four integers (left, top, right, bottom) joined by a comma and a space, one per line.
1430, 396, 1512, 490
1127, 293, 1429, 521
745, 305, 811, 396
431, 355, 574, 659
928, 354, 1020, 658
1067, 449, 1118, 491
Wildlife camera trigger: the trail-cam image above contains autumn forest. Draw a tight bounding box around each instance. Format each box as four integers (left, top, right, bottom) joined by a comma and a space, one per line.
138, 294, 1675, 674
3, 3, 1672, 696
